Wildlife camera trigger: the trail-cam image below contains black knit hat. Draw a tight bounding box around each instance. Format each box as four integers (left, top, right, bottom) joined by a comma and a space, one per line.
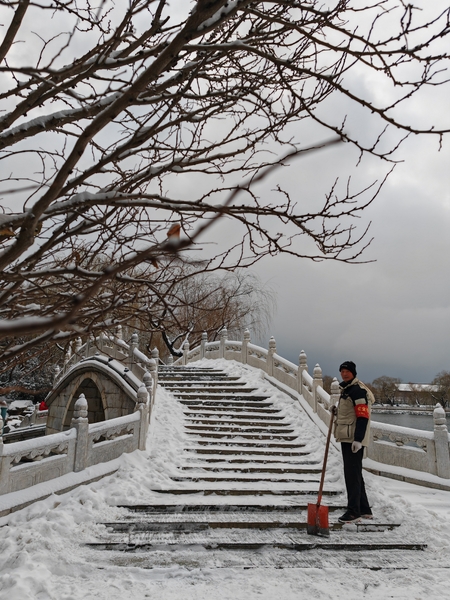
339, 361, 357, 377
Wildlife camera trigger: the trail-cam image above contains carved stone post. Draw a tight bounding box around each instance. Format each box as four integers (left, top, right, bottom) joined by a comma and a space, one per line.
267, 336, 276, 377
53, 364, 61, 384
167, 355, 174, 366
71, 394, 89, 473
327, 377, 340, 430
297, 350, 308, 395
312, 364, 323, 413
115, 325, 123, 340
200, 332, 207, 359
0, 417, 9, 494
149, 358, 158, 401
151, 347, 159, 364
64, 341, 72, 365
129, 332, 139, 369
219, 328, 227, 359
242, 329, 250, 365
74, 336, 82, 357
182, 341, 189, 366
143, 371, 153, 422
136, 385, 149, 450
330, 378, 340, 408
85, 333, 95, 358
433, 404, 450, 479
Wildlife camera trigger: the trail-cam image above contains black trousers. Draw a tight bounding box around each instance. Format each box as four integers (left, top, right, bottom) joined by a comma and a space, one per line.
341, 442, 371, 517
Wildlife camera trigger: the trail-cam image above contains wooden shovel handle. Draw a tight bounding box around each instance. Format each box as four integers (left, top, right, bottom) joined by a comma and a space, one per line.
317, 411, 335, 506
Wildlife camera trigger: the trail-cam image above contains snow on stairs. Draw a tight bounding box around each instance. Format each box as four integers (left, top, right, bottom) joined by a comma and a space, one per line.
88, 365, 427, 568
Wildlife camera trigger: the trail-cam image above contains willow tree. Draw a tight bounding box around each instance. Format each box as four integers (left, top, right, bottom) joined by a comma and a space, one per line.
0, 0, 448, 366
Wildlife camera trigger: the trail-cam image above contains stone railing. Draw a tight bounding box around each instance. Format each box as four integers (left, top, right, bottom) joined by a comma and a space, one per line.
0, 384, 150, 497
57, 327, 158, 402
178, 329, 450, 485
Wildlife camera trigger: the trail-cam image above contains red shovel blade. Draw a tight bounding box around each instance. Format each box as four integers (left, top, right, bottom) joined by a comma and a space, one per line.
307, 502, 330, 537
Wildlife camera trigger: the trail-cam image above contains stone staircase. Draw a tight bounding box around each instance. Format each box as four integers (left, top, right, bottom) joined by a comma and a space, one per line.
87, 365, 427, 568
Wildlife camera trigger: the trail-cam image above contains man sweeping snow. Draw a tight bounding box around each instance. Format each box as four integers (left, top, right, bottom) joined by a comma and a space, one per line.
332, 361, 375, 524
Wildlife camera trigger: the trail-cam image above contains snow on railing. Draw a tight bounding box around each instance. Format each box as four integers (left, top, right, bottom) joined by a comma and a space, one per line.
178, 328, 450, 483
0, 386, 149, 497
56, 328, 158, 402
0, 327, 156, 499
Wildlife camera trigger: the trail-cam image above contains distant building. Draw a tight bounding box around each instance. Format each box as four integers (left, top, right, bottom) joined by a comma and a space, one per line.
395, 383, 438, 406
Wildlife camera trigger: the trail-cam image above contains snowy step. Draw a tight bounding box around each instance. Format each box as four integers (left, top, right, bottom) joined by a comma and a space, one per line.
185, 442, 309, 457
183, 412, 286, 421
175, 392, 270, 398
184, 425, 295, 433
100, 520, 401, 534
183, 457, 317, 464
180, 466, 322, 474
186, 431, 303, 448
182, 405, 281, 414
179, 400, 275, 408
166, 386, 258, 393
163, 379, 256, 392
117, 504, 340, 513
170, 474, 322, 483
158, 374, 241, 381
151, 488, 339, 496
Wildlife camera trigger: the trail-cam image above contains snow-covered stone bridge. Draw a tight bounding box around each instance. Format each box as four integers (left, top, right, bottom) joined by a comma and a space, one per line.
2, 355, 450, 599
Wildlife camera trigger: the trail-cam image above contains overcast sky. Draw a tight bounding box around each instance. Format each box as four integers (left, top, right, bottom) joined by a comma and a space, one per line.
248, 118, 450, 385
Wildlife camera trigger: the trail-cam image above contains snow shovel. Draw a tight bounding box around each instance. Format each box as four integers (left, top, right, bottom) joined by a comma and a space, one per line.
307, 411, 335, 537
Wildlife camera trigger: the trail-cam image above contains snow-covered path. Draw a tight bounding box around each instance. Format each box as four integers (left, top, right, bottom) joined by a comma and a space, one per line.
1, 359, 450, 600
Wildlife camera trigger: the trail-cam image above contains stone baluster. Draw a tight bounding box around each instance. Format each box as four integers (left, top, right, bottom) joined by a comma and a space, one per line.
129, 332, 139, 370
74, 336, 82, 357
115, 325, 123, 340
200, 331, 207, 359
136, 385, 149, 450
433, 404, 450, 479
312, 364, 323, 413
53, 364, 61, 384
330, 378, 340, 409
71, 394, 89, 473
85, 333, 95, 358
167, 355, 174, 366
64, 341, 72, 365
182, 340, 190, 366
0, 415, 9, 494
297, 350, 308, 395
242, 329, 250, 365
267, 336, 276, 377
143, 371, 153, 421
99, 332, 107, 352
151, 347, 159, 366
149, 358, 158, 400
219, 328, 228, 359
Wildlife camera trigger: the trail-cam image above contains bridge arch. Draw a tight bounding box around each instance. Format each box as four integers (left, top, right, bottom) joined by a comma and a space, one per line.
45, 360, 138, 434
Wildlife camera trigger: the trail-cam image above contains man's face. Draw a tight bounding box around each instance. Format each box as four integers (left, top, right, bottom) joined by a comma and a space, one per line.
340, 368, 354, 382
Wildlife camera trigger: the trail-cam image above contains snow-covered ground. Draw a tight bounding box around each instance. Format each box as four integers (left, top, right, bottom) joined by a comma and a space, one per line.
1, 359, 450, 600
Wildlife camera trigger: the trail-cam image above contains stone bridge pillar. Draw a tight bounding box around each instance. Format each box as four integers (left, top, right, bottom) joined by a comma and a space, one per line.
200, 332, 207, 359
71, 394, 89, 473
313, 364, 323, 413
297, 351, 308, 395
434, 404, 450, 479
182, 341, 190, 365
242, 329, 250, 364
219, 328, 227, 359
136, 385, 149, 450
267, 336, 276, 376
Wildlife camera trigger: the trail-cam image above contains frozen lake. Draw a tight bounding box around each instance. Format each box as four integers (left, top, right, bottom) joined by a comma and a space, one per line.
372, 411, 450, 431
